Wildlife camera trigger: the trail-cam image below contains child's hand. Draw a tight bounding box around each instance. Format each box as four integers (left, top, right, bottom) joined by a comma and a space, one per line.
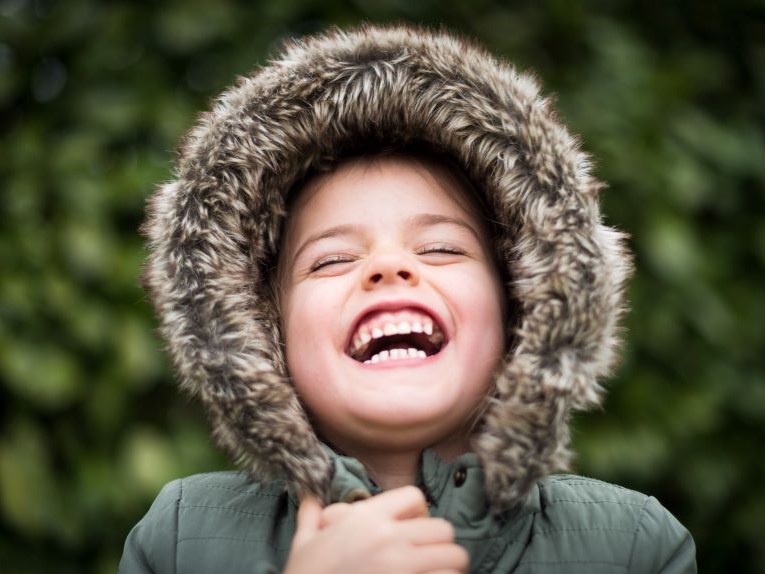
284, 486, 469, 574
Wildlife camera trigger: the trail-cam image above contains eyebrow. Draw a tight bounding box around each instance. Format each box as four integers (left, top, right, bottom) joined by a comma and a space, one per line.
408, 213, 482, 243
291, 213, 482, 264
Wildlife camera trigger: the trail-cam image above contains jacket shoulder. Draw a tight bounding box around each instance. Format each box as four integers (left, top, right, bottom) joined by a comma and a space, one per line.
517, 475, 697, 573
175, 470, 288, 508
119, 472, 292, 574
543, 474, 650, 514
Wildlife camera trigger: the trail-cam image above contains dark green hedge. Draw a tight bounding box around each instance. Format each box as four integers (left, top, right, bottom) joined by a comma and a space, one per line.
1, 1, 763, 572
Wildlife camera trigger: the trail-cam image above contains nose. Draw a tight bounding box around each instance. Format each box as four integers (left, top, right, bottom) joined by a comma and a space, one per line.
362, 249, 420, 290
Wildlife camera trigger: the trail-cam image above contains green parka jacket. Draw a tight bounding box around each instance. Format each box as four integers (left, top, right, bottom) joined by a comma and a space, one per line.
120, 450, 695, 574
121, 24, 696, 573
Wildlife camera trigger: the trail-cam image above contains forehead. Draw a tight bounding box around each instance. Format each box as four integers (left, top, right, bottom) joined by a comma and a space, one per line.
285, 155, 485, 239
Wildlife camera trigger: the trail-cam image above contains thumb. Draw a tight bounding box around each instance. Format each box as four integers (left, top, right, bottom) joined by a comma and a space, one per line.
292, 495, 322, 550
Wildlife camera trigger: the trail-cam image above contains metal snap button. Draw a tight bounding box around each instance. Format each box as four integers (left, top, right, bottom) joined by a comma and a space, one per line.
453, 467, 467, 487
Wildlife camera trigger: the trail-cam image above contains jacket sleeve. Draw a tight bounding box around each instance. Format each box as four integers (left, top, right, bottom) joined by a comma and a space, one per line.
627, 496, 697, 574
119, 479, 182, 574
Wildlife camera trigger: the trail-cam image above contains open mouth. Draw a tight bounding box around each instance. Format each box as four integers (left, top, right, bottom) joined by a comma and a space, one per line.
346, 308, 447, 364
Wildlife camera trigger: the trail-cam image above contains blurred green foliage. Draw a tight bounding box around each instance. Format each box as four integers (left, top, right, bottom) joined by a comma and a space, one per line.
1, 0, 763, 572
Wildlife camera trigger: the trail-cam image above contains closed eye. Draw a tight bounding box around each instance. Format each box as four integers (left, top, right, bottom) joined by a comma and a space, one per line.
416, 245, 466, 256
310, 254, 356, 272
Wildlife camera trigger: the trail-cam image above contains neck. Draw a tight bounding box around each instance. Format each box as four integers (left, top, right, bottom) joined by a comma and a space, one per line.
336, 433, 472, 491
356, 449, 420, 491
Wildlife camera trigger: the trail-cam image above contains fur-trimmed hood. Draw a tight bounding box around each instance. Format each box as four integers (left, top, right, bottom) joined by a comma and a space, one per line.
142, 24, 632, 514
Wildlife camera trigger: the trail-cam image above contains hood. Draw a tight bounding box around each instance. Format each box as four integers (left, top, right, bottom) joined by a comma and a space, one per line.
142, 24, 632, 513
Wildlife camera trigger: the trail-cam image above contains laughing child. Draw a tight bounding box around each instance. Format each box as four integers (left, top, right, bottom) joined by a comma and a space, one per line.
120, 25, 696, 574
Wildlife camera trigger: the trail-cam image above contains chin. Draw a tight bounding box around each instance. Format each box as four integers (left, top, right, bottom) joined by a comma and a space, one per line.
344, 405, 469, 445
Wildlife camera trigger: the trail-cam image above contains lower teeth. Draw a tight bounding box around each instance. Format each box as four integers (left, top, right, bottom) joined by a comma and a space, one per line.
365, 348, 427, 364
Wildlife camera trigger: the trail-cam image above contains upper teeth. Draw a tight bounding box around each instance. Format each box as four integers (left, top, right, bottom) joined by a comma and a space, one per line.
349, 309, 444, 360
372, 320, 431, 340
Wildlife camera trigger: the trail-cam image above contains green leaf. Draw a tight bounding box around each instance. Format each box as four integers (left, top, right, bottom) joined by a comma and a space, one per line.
0, 420, 62, 535
0, 340, 83, 409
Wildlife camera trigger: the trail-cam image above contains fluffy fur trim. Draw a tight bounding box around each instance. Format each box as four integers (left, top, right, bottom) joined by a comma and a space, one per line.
142, 24, 632, 513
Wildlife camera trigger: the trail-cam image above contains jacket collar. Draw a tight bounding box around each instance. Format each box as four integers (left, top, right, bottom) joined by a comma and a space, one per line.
297, 446, 541, 571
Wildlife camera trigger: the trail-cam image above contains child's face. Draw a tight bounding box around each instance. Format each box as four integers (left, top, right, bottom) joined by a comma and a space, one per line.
279, 157, 505, 454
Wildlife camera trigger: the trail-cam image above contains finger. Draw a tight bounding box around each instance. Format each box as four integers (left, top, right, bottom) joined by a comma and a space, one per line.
361, 485, 428, 520
411, 543, 470, 573
396, 517, 455, 545
319, 502, 352, 528
292, 496, 322, 549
